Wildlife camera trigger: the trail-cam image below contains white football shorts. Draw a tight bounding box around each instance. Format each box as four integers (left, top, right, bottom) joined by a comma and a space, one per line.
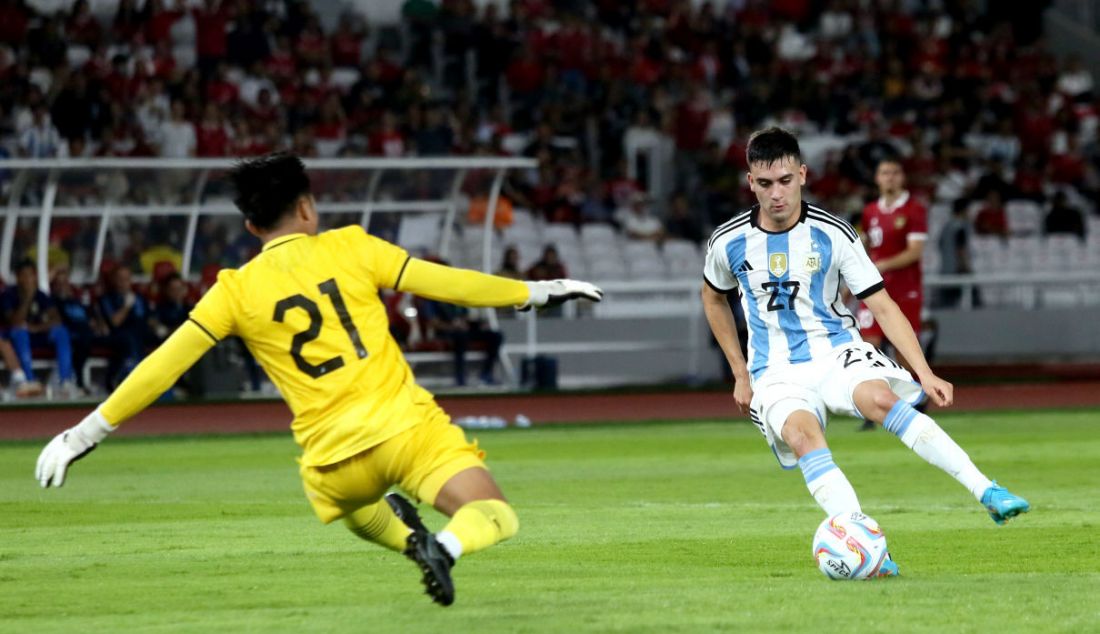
747, 341, 924, 469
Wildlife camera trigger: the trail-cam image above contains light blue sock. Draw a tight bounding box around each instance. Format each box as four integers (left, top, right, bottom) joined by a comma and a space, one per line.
798, 448, 861, 516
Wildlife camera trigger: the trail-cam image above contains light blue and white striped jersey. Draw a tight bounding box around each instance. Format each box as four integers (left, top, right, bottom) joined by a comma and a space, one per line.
704, 201, 885, 380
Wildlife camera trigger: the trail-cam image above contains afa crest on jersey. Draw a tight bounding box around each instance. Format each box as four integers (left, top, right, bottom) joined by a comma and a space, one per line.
805, 254, 821, 273
769, 253, 788, 276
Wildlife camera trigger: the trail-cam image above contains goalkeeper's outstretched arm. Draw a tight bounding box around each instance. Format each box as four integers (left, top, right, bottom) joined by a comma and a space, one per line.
396, 257, 602, 310
35, 321, 216, 487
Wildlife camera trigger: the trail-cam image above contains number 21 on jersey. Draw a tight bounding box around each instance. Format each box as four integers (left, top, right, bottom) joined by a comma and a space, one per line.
273, 278, 368, 378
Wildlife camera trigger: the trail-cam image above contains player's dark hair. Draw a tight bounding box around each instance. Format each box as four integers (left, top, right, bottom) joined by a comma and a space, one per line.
228, 153, 311, 231
13, 258, 35, 274
746, 127, 802, 167
876, 155, 904, 170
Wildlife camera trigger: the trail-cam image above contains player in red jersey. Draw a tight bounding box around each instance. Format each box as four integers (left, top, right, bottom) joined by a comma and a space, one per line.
856, 157, 928, 429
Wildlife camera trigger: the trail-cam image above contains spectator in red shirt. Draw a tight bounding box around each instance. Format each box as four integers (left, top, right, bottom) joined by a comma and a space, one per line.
195, 102, 230, 157
1013, 154, 1046, 202
265, 35, 298, 82
150, 40, 179, 81
296, 16, 328, 68
113, 0, 143, 44
66, 0, 103, 47
193, 0, 232, 76
973, 190, 1009, 237
103, 54, 137, 104
506, 48, 544, 97
331, 16, 365, 68
246, 87, 282, 126
314, 95, 348, 157
0, 0, 31, 45
675, 82, 712, 152
368, 111, 406, 157
1049, 136, 1087, 188
145, 0, 183, 44
82, 43, 112, 82
204, 62, 239, 106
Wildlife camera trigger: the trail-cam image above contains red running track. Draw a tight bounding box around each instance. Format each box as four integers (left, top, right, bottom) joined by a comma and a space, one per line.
1, 381, 1098, 441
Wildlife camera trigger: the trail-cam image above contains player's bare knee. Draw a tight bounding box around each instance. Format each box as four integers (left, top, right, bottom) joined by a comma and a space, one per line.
781, 413, 824, 456
869, 388, 899, 422
853, 380, 898, 423
874, 389, 899, 410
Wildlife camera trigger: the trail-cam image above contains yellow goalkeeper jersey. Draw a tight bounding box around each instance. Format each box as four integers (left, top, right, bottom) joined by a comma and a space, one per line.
190, 226, 438, 466
98, 224, 529, 466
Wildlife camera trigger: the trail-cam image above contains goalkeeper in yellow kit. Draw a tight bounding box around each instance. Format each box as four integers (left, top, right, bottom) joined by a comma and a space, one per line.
34, 154, 602, 607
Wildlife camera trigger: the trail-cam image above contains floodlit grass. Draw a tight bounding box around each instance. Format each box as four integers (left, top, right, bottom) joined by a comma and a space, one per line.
1, 410, 1098, 633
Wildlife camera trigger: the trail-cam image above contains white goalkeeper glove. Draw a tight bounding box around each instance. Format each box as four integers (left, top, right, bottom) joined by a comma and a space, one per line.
518, 279, 603, 311
35, 408, 116, 488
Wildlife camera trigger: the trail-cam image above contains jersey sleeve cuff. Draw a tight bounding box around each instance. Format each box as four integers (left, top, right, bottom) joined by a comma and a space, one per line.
854, 281, 885, 300
704, 275, 736, 295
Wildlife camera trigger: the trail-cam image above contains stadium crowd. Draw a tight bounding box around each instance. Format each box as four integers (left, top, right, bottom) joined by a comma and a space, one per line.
1, 0, 1098, 398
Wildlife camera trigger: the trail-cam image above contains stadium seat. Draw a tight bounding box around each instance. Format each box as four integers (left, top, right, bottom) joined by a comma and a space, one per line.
580, 223, 616, 245
511, 209, 538, 231
1086, 216, 1100, 243
622, 240, 661, 261
1005, 200, 1042, 235
969, 236, 1004, 273
315, 139, 344, 157
542, 223, 578, 247
398, 215, 443, 254
1040, 286, 1082, 308
1043, 235, 1084, 272
627, 257, 668, 280
921, 249, 941, 275
928, 203, 951, 229
662, 239, 699, 260
554, 241, 583, 264
1005, 236, 1040, 273
501, 223, 539, 247
586, 256, 628, 281
564, 258, 588, 279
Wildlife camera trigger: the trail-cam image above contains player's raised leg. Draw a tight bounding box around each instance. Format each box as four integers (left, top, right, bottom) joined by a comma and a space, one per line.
854, 380, 1030, 524
431, 467, 518, 560
388, 467, 517, 607
781, 409, 863, 516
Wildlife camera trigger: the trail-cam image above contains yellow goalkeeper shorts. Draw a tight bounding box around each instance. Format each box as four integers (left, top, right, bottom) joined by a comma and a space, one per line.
299, 402, 487, 524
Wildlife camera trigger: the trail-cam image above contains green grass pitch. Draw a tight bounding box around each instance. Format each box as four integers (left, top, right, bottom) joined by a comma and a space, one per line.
2, 410, 1098, 633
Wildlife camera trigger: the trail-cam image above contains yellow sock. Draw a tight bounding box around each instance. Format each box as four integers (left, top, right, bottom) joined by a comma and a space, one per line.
436, 499, 518, 560
343, 501, 411, 552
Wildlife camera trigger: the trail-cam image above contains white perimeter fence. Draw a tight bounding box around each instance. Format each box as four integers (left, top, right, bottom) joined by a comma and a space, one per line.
2, 158, 1099, 388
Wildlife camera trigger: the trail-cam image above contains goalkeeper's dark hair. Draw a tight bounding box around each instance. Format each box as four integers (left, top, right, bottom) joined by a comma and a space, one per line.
746, 126, 803, 168
228, 153, 311, 231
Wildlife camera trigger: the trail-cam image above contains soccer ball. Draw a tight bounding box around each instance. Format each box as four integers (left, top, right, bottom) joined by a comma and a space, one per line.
812, 512, 889, 580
